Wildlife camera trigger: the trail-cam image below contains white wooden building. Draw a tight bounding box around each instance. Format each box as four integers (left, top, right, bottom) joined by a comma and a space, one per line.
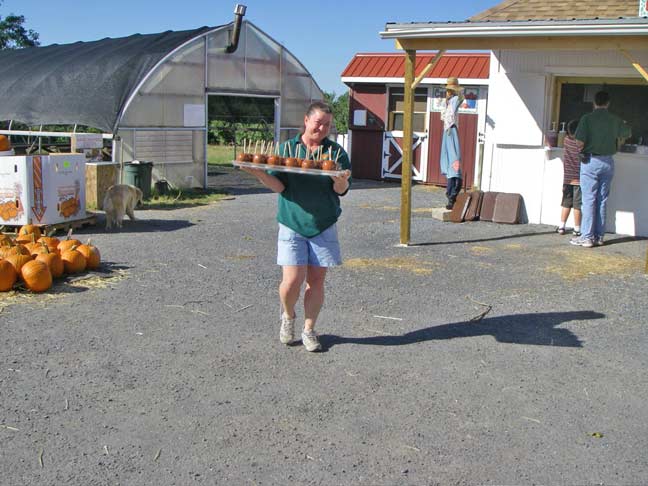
380, 0, 648, 238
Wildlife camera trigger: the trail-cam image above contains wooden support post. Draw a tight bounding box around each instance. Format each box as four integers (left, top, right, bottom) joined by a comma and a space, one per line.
400, 49, 416, 246
412, 50, 445, 89
619, 49, 648, 83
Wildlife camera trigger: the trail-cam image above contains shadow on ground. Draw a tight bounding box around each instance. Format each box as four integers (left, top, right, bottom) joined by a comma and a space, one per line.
84, 218, 195, 234
410, 230, 557, 246
320, 310, 605, 351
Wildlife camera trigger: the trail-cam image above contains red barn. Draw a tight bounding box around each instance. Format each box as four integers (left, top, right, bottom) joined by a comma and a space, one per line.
341, 52, 490, 187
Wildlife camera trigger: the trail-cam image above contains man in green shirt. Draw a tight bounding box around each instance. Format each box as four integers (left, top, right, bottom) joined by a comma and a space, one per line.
570, 91, 631, 248
241, 101, 351, 351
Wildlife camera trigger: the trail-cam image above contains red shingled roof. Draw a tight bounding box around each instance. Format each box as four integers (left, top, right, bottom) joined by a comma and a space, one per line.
341, 53, 490, 80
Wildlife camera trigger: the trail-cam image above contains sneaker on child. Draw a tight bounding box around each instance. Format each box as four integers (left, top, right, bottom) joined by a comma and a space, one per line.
556, 226, 566, 235
301, 330, 321, 352
279, 313, 296, 344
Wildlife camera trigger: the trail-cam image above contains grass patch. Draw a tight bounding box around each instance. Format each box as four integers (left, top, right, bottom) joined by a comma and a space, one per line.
208, 144, 237, 167
344, 256, 436, 275
141, 188, 230, 210
545, 248, 642, 280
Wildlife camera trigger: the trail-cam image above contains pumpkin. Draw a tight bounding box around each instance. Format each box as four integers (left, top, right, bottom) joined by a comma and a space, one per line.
2, 244, 30, 258
61, 246, 86, 274
30, 242, 50, 257
58, 239, 82, 253
35, 247, 64, 278
0, 259, 17, 291
0, 234, 12, 247
0, 135, 10, 152
5, 252, 33, 276
20, 260, 52, 293
37, 236, 60, 253
18, 224, 42, 241
24, 234, 41, 254
77, 240, 101, 270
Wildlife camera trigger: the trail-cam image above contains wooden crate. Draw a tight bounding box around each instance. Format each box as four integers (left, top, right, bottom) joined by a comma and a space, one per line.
86, 162, 119, 209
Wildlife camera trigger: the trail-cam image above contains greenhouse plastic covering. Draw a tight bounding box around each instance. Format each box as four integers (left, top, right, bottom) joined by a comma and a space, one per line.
0, 27, 212, 132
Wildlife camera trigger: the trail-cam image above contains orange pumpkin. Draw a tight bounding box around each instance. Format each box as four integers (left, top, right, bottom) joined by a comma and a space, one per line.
5, 252, 33, 276
77, 241, 101, 270
18, 224, 42, 241
20, 260, 52, 293
24, 236, 42, 254
30, 242, 50, 257
37, 236, 60, 253
0, 259, 17, 291
35, 248, 64, 278
61, 246, 86, 274
0, 234, 12, 247
58, 239, 82, 253
0, 135, 10, 152
2, 244, 30, 258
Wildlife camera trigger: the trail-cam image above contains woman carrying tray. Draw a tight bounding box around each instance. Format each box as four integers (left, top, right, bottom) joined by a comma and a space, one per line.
240, 101, 351, 352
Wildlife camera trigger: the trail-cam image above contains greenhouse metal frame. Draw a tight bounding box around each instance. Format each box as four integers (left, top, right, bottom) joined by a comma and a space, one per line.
0, 19, 324, 189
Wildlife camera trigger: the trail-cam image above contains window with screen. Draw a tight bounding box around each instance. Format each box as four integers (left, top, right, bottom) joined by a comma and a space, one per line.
388, 87, 428, 132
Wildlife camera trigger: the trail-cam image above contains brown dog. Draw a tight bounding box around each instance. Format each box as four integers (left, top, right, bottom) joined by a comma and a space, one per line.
103, 184, 143, 229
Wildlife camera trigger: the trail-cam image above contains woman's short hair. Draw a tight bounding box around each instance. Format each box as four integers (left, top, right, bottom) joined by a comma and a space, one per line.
306, 101, 333, 117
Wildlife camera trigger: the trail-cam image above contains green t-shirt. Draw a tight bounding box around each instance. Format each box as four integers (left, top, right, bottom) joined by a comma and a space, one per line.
574, 108, 631, 156
269, 134, 351, 238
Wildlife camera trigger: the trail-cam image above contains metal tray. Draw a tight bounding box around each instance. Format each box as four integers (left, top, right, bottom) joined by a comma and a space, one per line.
232, 160, 346, 177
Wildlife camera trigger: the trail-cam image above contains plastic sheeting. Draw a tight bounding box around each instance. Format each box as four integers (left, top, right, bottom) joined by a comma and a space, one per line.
0, 27, 212, 132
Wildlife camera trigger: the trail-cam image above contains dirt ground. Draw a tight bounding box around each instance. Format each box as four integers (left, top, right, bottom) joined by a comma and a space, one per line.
1, 168, 647, 485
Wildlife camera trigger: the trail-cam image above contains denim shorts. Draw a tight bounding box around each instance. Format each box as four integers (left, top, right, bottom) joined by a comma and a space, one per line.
277, 223, 342, 267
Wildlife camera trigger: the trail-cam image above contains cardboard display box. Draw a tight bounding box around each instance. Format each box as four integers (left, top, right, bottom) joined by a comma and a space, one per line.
0, 154, 86, 226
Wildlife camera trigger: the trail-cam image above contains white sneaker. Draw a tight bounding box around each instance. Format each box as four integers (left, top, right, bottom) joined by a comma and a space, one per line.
594, 236, 604, 246
570, 236, 593, 248
279, 313, 295, 344
301, 330, 321, 352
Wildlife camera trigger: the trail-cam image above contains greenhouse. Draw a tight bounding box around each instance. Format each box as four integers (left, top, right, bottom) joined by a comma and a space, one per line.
0, 12, 324, 189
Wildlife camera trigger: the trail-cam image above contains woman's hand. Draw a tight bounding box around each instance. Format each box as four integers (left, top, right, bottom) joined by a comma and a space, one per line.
331, 169, 351, 195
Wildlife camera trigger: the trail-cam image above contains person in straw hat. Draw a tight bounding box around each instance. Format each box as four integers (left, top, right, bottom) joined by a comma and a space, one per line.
440, 76, 465, 209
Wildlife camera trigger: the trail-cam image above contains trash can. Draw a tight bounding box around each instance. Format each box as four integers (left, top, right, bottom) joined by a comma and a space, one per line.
123, 161, 153, 199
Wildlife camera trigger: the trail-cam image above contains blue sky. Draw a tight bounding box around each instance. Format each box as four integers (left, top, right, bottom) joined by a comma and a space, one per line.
4, 0, 494, 95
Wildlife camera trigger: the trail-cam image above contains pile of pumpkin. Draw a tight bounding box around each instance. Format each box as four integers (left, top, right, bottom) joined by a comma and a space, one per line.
0, 224, 101, 293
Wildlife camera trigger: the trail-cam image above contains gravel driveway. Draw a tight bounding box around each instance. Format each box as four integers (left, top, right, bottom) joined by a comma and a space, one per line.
2, 168, 647, 485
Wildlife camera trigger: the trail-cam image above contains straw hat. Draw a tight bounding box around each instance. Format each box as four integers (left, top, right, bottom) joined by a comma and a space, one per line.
445, 76, 462, 92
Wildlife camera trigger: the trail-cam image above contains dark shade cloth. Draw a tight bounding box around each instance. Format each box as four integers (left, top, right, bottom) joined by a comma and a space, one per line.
0, 26, 214, 133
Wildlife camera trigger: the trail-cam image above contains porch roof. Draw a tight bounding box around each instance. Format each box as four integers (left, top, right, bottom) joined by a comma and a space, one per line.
380, 18, 648, 50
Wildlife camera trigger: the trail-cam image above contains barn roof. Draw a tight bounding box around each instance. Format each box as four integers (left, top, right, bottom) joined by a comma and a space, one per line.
470, 0, 642, 22
0, 26, 213, 133
341, 52, 490, 82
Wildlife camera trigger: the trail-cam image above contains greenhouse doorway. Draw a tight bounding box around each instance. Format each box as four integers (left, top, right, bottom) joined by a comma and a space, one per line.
207, 94, 278, 173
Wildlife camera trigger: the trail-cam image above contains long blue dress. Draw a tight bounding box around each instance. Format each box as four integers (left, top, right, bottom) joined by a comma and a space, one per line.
440, 95, 462, 179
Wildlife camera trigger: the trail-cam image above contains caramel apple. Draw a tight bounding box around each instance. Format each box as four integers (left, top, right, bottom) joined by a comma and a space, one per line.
284, 157, 299, 168
236, 152, 253, 162
321, 160, 336, 171
301, 159, 315, 169
267, 155, 283, 166
252, 154, 267, 164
